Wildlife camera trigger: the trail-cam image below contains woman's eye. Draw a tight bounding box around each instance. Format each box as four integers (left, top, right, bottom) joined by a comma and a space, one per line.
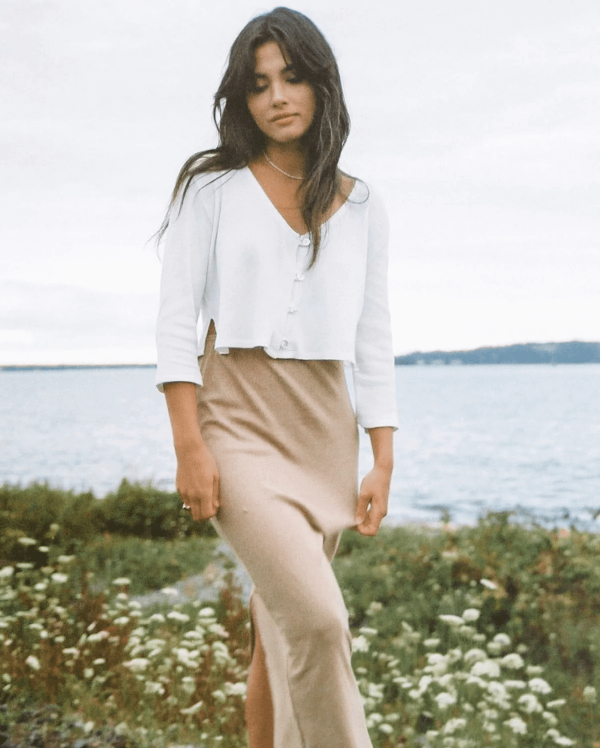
249, 82, 268, 94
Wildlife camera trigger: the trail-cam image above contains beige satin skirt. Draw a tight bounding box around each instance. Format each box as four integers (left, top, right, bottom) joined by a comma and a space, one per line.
196, 330, 373, 748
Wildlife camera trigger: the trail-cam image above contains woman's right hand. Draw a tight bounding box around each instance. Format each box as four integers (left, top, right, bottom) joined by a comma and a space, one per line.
163, 381, 220, 523
176, 440, 220, 522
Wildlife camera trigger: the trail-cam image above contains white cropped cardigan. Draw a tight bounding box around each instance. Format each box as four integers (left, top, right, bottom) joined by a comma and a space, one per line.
155, 166, 399, 431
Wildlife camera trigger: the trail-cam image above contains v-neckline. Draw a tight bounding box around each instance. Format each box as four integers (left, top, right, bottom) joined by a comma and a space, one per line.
245, 165, 357, 238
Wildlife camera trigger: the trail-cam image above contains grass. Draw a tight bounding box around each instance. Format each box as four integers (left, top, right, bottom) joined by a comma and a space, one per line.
1, 484, 600, 747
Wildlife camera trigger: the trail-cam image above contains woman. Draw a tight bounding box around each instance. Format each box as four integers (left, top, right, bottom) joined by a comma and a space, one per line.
155, 7, 398, 748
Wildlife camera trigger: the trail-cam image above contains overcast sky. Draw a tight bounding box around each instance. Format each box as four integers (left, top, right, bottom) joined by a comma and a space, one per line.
2, 0, 599, 364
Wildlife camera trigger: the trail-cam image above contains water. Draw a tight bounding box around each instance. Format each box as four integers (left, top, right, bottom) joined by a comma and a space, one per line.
1, 365, 599, 527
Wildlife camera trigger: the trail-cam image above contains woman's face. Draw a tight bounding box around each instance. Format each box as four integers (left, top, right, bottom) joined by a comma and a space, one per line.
246, 41, 316, 148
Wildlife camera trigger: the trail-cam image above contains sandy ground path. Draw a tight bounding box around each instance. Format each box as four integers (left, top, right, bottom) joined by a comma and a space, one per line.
131, 540, 253, 609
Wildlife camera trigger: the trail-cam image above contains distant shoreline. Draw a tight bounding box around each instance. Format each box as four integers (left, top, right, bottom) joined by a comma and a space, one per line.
395, 340, 600, 366
1, 341, 599, 370
0, 364, 156, 371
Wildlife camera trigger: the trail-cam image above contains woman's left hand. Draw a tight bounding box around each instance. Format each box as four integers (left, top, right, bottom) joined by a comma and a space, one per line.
354, 465, 391, 536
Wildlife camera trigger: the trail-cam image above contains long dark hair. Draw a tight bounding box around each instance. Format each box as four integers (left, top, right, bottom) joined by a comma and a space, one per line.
157, 6, 351, 266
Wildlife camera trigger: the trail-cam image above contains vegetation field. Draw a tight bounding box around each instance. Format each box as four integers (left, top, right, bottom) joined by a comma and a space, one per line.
1, 482, 599, 747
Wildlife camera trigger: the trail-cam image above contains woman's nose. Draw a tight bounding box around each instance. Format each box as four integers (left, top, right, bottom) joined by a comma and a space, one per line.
270, 79, 287, 105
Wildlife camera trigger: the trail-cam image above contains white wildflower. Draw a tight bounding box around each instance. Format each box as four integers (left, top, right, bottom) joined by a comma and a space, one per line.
462, 608, 480, 622
424, 638, 440, 648
124, 658, 150, 673
547, 699, 566, 709
480, 578, 497, 590
366, 713, 383, 728
198, 607, 216, 618
180, 700, 203, 715
167, 611, 190, 623
464, 648, 487, 666
552, 737, 575, 747
487, 681, 508, 702
352, 635, 370, 653
25, 655, 41, 670
501, 653, 524, 669
88, 631, 109, 642
378, 724, 393, 735
367, 682, 385, 700
471, 660, 500, 678
543, 711, 558, 726
112, 577, 131, 586
465, 675, 488, 689
583, 685, 596, 703
144, 681, 165, 695
212, 689, 227, 704
84, 668, 94, 679
57, 555, 75, 564
443, 718, 466, 734
0, 567, 14, 578
50, 573, 68, 584
114, 616, 130, 625
207, 622, 228, 637
359, 626, 378, 637
224, 681, 247, 697
529, 677, 552, 694
504, 716, 527, 735
181, 676, 196, 695
435, 692, 457, 710
17, 537, 37, 546
493, 633, 511, 647
93, 658, 105, 665
182, 631, 204, 641
504, 680, 526, 689
518, 693, 542, 713
546, 731, 575, 747
526, 665, 544, 675
146, 638, 166, 649
149, 613, 165, 623
439, 614, 464, 627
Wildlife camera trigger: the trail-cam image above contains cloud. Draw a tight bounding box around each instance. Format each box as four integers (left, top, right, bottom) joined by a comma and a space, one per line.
1, 0, 599, 361
0, 280, 157, 364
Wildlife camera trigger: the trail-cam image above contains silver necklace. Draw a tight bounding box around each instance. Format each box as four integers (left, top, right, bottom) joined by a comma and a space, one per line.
264, 153, 304, 181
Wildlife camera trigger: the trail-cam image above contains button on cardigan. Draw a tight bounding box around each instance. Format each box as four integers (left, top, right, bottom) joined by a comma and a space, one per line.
155, 166, 399, 431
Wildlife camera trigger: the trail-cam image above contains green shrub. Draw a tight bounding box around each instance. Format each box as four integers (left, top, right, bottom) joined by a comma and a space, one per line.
0, 481, 217, 564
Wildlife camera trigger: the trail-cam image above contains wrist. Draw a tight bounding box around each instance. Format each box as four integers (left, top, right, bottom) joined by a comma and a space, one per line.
373, 459, 393, 474
174, 434, 205, 456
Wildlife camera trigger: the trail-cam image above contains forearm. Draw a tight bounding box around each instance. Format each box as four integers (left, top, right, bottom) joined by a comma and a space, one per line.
366, 426, 394, 471
163, 382, 205, 455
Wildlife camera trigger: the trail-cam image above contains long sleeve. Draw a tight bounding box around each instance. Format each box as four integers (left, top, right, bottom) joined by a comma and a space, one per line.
155, 177, 214, 391
352, 188, 399, 430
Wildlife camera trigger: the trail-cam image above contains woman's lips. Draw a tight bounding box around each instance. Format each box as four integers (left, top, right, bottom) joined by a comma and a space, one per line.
271, 113, 297, 124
